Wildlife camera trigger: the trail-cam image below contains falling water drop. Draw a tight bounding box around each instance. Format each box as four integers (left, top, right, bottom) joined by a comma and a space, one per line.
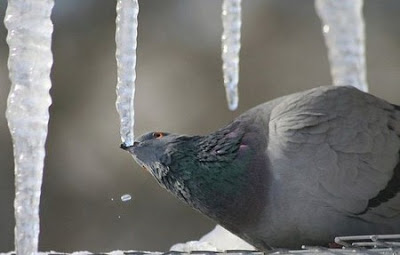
121, 194, 132, 202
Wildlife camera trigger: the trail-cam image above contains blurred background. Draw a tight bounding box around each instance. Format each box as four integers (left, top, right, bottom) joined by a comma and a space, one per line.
0, 0, 399, 252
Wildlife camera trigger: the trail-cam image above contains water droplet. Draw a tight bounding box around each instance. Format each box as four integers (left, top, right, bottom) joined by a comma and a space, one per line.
323, 25, 330, 33
121, 194, 132, 202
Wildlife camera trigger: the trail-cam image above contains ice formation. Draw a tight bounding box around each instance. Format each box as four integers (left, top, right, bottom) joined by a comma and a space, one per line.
315, 0, 368, 92
115, 0, 139, 146
170, 225, 254, 252
4, 0, 55, 254
221, 0, 242, 111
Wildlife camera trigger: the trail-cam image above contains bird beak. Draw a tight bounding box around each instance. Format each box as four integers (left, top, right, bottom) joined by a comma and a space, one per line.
120, 141, 140, 151
120, 142, 149, 172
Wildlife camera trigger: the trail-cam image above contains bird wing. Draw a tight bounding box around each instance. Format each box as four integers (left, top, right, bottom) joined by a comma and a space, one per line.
267, 86, 400, 217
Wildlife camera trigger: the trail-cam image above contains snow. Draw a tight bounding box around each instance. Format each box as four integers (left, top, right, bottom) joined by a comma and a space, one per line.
115, 0, 139, 146
221, 0, 242, 111
170, 241, 219, 252
4, 0, 55, 254
170, 225, 255, 252
315, 0, 368, 92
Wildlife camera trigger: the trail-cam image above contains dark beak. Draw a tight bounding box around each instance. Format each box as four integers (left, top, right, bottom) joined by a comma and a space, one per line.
120, 141, 140, 151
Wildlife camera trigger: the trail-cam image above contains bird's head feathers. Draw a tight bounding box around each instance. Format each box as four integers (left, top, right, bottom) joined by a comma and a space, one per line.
122, 121, 268, 233
121, 122, 253, 201
122, 131, 194, 183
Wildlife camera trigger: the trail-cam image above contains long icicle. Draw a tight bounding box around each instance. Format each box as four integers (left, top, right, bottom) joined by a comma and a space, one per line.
315, 0, 368, 92
222, 0, 242, 111
4, 0, 55, 254
115, 0, 139, 147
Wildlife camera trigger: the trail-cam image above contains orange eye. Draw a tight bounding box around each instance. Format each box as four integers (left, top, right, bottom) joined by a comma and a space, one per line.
153, 132, 164, 139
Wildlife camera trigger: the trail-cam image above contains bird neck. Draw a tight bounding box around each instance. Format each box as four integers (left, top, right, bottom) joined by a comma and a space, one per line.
164, 122, 270, 232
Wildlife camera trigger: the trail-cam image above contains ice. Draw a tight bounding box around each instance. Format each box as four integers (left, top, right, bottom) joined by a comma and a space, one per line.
170, 241, 218, 252
198, 225, 255, 251
315, 0, 368, 92
4, 0, 54, 254
120, 194, 132, 202
115, 0, 139, 147
221, 0, 242, 111
170, 225, 254, 252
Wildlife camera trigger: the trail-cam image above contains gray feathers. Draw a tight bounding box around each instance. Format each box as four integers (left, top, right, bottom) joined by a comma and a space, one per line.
127, 85, 400, 250
364, 157, 400, 212
266, 86, 400, 214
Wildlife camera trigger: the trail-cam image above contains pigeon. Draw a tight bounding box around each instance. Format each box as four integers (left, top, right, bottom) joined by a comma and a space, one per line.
121, 85, 400, 250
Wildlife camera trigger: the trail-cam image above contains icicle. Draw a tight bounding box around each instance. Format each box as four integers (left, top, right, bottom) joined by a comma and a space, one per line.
4, 0, 54, 254
315, 0, 368, 92
115, 0, 139, 147
221, 0, 242, 111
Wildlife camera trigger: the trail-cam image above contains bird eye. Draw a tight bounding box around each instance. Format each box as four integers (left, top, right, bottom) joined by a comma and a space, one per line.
153, 132, 164, 139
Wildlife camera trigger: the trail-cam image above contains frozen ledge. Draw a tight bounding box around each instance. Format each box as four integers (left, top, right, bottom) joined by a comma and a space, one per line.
1, 249, 400, 255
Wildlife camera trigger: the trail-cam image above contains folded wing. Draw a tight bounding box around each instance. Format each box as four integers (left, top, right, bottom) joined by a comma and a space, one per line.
268, 86, 400, 218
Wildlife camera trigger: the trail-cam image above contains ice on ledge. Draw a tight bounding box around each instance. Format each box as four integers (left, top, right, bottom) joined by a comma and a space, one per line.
221, 0, 242, 111
170, 241, 219, 253
315, 0, 368, 92
1, 249, 398, 255
171, 225, 255, 252
4, 0, 55, 254
115, 0, 139, 146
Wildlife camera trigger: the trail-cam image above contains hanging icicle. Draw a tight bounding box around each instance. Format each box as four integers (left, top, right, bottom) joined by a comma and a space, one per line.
4, 0, 54, 254
315, 0, 368, 92
115, 0, 139, 147
221, 0, 242, 111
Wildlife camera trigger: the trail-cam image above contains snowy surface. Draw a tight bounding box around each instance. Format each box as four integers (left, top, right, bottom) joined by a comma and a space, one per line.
115, 0, 139, 146
315, 0, 368, 92
221, 0, 242, 111
4, 0, 54, 254
171, 225, 254, 252
1, 249, 399, 255
170, 241, 219, 252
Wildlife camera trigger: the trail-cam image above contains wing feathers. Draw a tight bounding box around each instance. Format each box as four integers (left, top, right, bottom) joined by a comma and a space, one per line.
365, 151, 400, 211
267, 86, 400, 217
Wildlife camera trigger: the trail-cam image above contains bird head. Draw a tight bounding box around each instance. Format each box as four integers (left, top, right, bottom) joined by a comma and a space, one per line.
121, 124, 268, 238
120, 124, 249, 200
121, 132, 187, 181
